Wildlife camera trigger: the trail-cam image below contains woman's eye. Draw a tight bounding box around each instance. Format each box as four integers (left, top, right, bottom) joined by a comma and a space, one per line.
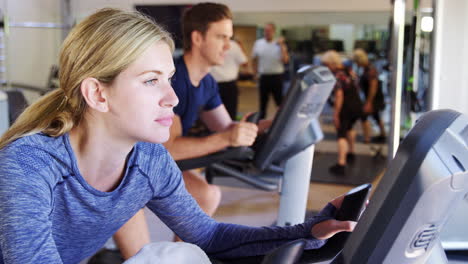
145, 79, 158, 85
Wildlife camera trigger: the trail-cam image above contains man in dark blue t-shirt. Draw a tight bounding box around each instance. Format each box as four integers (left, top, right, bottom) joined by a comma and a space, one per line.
172, 56, 223, 137
112, 3, 260, 258
164, 3, 259, 220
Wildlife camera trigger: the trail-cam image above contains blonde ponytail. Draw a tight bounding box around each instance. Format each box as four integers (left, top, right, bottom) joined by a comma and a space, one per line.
0, 88, 74, 149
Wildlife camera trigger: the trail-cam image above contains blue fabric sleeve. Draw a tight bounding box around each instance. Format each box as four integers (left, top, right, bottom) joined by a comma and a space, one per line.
0, 147, 63, 264
146, 156, 336, 259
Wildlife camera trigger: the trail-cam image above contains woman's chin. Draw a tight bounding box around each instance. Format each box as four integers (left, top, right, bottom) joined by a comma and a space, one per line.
148, 134, 170, 144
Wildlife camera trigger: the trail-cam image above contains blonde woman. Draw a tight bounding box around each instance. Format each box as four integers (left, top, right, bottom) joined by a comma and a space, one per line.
0, 8, 355, 263
322, 50, 363, 175
353, 48, 386, 142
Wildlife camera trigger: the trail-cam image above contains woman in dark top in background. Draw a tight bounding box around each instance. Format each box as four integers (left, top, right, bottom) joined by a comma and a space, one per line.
353, 48, 386, 143
322, 50, 363, 175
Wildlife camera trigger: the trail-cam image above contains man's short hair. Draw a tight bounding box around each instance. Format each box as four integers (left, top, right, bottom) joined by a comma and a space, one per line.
182, 2, 232, 51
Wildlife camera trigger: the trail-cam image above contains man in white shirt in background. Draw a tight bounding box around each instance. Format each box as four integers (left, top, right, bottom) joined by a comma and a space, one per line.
211, 39, 248, 120
252, 22, 289, 119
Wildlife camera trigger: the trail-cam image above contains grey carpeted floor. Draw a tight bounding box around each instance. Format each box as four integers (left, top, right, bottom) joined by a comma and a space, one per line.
310, 151, 386, 186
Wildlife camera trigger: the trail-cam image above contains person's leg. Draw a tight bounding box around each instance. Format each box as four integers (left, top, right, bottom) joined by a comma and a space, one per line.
346, 129, 357, 155
378, 120, 386, 138
373, 111, 387, 138
345, 117, 359, 163
329, 116, 350, 175
218, 81, 238, 120
361, 118, 372, 143
271, 74, 284, 107
258, 75, 269, 119
112, 170, 222, 257
173, 169, 222, 242
328, 136, 348, 175
113, 209, 151, 260
337, 137, 348, 166
230, 81, 239, 120
182, 169, 222, 216
347, 117, 358, 152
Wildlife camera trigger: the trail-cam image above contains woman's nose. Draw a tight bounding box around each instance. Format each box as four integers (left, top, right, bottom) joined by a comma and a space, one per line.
161, 85, 179, 108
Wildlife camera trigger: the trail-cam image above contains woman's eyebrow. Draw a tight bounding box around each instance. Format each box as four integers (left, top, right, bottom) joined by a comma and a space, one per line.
138, 69, 176, 76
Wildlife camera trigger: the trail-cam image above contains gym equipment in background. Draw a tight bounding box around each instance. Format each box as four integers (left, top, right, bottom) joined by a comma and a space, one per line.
177, 65, 336, 226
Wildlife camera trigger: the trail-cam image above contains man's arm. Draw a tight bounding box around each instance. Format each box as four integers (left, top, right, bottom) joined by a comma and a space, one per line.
252, 57, 259, 77
164, 105, 257, 160
251, 41, 259, 77
277, 37, 289, 64
233, 40, 248, 66
200, 104, 232, 132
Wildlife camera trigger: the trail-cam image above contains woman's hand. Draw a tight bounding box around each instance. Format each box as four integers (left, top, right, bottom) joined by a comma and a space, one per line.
311, 194, 357, 240
363, 101, 373, 114
311, 219, 356, 240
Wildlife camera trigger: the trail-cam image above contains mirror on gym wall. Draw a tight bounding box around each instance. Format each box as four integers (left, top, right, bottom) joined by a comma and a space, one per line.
230, 10, 393, 97
136, 5, 394, 82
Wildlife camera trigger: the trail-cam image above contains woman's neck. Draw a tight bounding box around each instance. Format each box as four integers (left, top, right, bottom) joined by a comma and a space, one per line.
69, 119, 134, 192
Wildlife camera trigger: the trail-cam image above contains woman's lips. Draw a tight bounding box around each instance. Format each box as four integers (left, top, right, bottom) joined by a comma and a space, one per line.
155, 115, 173, 126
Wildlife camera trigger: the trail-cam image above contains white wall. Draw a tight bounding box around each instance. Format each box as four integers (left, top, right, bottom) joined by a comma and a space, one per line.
0, 0, 406, 97
430, 0, 468, 115
233, 11, 391, 27
329, 24, 355, 53
3, 0, 63, 102
72, 0, 394, 16
70, 1, 395, 26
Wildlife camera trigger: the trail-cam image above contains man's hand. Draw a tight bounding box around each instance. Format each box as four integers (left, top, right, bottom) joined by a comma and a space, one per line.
277, 36, 286, 46
226, 114, 258, 147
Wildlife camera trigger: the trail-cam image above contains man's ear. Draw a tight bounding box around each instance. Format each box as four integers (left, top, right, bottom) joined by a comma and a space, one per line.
191, 30, 203, 49
80, 77, 109, 112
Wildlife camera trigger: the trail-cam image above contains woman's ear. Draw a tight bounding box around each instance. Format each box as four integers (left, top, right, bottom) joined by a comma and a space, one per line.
80, 77, 109, 112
